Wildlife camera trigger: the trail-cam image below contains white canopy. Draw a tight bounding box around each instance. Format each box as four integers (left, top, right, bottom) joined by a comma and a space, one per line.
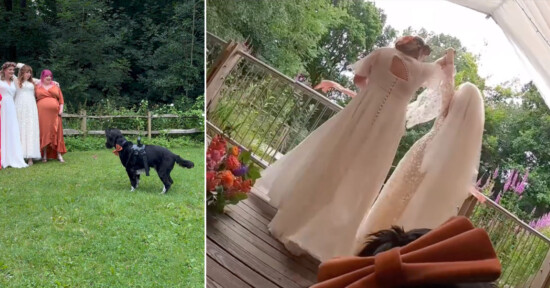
447, 0, 550, 106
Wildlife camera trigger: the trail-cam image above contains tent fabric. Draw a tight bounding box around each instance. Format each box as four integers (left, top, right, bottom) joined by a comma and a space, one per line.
447, 0, 550, 106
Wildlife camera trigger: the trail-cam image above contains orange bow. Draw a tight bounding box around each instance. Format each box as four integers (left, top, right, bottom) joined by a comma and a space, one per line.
313, 216, 501, 288
113, 144, 123, 156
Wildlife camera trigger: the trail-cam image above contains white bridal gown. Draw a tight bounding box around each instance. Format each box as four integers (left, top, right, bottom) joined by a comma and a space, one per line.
1, 78, 28, 168
254, 47, 447, 261
353, 80, 485, 254
15, 80, 41, 159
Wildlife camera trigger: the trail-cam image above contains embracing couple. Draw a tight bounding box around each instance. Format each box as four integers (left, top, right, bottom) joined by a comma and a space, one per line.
254, 35, 485, 261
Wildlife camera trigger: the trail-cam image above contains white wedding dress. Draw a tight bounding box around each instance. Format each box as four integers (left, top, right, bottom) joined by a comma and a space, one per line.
15, 80, 41, 159
1, 78, 28, 168
353, 79, 485, 254
254, 47, 447, 261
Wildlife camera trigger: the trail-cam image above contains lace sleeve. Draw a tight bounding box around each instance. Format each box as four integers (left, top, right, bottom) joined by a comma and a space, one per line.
406, 61, 455, 129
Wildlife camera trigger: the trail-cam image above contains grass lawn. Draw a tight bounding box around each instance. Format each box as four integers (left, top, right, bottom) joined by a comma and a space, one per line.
0, 146, 204, 287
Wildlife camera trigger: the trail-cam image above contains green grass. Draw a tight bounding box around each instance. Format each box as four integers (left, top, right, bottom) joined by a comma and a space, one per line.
0, 147, 204, 287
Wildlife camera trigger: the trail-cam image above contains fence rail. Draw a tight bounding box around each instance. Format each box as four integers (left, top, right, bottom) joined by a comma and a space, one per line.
460, 195, 550, 288
62, 110, 202, 139
207, 32, 550, 288
207, 32, 342, 167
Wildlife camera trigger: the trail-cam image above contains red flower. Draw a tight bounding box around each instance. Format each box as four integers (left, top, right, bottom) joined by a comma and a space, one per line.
226, 155, 241, 171
207, 171, 220, 191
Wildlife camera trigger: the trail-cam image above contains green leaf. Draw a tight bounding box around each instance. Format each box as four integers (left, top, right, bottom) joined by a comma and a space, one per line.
239, 150, 252, 164
228, 192, 248, 204
247, 164, 262, 181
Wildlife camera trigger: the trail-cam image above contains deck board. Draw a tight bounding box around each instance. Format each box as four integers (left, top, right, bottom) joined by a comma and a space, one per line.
207, 193, 320, 287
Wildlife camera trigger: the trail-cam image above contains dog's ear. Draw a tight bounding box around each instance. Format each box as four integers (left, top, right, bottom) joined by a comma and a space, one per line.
358, 226, 430, 257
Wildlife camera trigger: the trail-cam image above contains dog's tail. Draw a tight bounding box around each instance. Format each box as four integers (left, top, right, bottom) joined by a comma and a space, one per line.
176, 155, 194, 169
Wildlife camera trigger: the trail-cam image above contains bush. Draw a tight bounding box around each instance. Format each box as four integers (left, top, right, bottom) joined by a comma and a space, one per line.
65, 135, 202, 152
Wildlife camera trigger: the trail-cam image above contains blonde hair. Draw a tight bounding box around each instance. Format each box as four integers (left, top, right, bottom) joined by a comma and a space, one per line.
1, 62, 16, 81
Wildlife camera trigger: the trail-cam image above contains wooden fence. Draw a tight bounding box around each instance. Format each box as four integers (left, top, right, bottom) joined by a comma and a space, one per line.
207, 32, 550, 288
61, 110, 202, 139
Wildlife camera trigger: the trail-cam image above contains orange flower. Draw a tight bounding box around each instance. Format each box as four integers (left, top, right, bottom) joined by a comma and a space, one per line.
230, 146, 239, 156
226, 155, 241, 171
220, 170, 234, 189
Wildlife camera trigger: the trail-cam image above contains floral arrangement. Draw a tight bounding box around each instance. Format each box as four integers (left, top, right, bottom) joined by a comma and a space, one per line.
206, 135, 261, 213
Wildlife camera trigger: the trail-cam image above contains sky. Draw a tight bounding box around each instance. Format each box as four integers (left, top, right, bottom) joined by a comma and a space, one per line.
373, 0, 532, 88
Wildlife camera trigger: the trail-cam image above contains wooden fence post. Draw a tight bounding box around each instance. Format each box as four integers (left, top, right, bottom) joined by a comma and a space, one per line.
458, 195, 478, 218
206, 41, 244, 113
147, 111, 152, 140
80, 109, 87, 137
532, 248, 550, 288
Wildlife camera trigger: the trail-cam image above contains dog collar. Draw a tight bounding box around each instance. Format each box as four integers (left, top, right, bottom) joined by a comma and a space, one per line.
113, 144, 123, 156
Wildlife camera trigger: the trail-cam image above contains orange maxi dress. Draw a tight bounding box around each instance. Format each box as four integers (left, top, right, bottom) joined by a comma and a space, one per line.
0, 93, 2, 170
35, 85, 67, 159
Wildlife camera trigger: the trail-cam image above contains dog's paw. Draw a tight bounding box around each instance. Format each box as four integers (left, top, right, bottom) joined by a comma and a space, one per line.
161, 186, 167, 194
130, 186, 135, 192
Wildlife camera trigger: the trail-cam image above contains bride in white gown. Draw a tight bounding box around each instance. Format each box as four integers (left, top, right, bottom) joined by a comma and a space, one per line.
353, 53, 485, 254
254, 36, 455, 261
0, 62, 28, 169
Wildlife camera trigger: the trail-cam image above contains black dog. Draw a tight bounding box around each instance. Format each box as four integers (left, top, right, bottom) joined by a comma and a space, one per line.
105, 128, 194, 194
358, 226, 497, 288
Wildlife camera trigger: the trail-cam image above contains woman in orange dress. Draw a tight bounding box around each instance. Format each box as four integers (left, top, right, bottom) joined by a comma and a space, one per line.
35, 69, 66, 162
0, 92, 2, 170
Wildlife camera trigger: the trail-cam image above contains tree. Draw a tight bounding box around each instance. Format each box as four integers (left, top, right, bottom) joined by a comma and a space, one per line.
0, 0, 204, 111
207, 0, 340, 76
304, 0, 384, 86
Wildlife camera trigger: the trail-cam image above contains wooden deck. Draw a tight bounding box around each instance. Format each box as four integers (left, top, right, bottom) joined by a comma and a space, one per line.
207, 192, 320, 288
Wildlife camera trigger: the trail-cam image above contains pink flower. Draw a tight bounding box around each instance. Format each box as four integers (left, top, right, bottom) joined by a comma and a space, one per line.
510, 170, 519, 190
530, 212, 550, 230
503, 169, 515, 192
492, 167, 499, 179
495, 191, 502, 204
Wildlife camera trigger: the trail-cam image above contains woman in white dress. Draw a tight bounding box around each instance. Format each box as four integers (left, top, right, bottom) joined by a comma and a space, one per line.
14, 64, 41, 165
0, 62, 28, 168
253, 36, 455, 261
353, 53, 485, 254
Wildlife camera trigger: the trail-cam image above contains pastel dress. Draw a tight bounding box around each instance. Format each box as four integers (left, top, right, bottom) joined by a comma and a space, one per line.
353, 80, 485, 254
0, 78, 28, 168
14, 79, 41, 159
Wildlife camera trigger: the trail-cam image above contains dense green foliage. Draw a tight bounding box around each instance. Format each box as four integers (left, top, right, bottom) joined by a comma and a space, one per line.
207, 0, 550, 221
0, 0, 204, 111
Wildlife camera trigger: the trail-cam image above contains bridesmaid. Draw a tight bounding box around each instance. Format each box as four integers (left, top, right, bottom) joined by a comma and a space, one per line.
0, 92, 2, 170
15, 64, 41, 165
35, 69, 67, 162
